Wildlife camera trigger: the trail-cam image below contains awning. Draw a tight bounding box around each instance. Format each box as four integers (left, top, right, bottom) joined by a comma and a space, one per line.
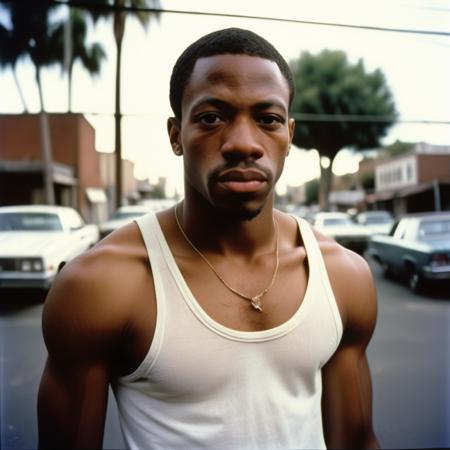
0, 160, 78, 185
367, 181, 449, 203
85, 187, 107, 203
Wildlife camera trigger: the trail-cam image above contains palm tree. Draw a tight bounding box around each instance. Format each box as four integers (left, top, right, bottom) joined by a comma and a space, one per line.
0, 19, 28, 112
49, 8, 106, 111
86, 0, 161, 208
2, 0, 61, 204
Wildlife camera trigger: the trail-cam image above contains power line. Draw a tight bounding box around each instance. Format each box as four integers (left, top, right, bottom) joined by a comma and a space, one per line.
80, 111, 450, 124
46, 0, 450, 37
290, 113, 450, 124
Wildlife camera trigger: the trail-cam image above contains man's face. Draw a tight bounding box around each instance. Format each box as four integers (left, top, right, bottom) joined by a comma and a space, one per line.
168, 54, 295, 220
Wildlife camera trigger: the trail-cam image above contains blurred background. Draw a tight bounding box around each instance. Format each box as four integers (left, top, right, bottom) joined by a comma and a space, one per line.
0, 1, 449, 449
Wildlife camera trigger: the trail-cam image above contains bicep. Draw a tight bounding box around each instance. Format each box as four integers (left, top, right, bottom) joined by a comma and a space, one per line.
38, 357, 110, 449
321, 248, 379, 449
321, 344, 378, 449
37, 262, 122, 449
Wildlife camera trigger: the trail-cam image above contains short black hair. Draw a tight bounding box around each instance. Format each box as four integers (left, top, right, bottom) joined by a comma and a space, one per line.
169, 27, 295, 119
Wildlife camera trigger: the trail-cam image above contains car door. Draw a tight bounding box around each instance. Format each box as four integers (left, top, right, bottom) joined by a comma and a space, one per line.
63, 210, 93, 258
375, 219, 408, 272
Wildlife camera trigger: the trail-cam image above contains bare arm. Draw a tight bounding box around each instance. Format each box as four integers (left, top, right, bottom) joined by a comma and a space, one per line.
321, 245, 379, 449
37, 250, 127, 449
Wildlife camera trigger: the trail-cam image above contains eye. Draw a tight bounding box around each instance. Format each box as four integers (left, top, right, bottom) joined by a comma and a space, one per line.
199, 112, 223, 125
258, 115, 285, 127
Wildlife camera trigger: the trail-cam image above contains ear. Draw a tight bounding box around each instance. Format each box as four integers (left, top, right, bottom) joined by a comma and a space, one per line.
167, 117, 182, 156
287, 117, 295, 156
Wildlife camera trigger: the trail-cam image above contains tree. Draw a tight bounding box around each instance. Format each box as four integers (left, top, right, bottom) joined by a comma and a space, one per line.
0, 0, 62, 204
49, 9, 106, 111
384, 139, 414, 157
0, 11, 28, 112
290, 50, 397, 210
305, 178, 319, 205
84, 0, 161, 208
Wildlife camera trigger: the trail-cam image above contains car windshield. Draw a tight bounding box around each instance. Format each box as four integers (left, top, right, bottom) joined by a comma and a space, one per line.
0, 212, 63, 231
110, 211, 147, 220
418, 219, 450, 239
364, 215, 392, 224
323, 217, 353, 226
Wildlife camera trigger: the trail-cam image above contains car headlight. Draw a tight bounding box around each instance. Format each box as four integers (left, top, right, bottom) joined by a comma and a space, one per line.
19, 258, 44, 272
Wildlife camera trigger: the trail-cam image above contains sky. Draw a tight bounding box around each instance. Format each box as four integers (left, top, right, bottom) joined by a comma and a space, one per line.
1, 0, 449, 197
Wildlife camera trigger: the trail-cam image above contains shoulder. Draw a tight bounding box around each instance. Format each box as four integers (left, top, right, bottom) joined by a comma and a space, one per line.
311, 225, 377, 343
42, 221, 153, 361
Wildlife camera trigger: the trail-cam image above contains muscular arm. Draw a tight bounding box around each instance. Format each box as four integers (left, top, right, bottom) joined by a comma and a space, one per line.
37, 226, 151, 449
37, 256, 122, 449
321, 243, 379, 449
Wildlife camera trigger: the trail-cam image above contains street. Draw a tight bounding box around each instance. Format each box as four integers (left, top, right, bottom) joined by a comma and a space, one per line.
1, 257, 449, 449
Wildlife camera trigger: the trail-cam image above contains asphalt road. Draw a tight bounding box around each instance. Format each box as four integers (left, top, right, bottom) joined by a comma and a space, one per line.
1, 258, 449, 449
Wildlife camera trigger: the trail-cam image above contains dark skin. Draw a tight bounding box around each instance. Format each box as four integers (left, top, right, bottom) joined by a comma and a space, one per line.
38, 54, 379, 449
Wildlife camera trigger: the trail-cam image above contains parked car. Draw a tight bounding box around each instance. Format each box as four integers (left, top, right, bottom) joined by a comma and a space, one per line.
368, 212, 450, 292
99, 201, 176, 239
0, 205, 99, 290
99, 205, 151, 239
355, 210, 394, 235
313, 211, 370, 254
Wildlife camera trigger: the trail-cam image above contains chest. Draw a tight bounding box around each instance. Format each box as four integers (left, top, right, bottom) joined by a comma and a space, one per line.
176, 247, 309, 332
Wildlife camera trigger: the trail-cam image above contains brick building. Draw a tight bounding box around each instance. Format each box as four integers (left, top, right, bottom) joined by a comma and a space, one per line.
367, 143, 450, 216
0, 113, 107, 222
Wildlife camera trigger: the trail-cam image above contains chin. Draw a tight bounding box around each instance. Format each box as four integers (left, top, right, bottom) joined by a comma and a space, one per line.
214, 201, 264, 222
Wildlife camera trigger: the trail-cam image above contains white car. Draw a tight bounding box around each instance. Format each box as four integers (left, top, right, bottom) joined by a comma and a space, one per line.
314, 211, 370, 254
0, 205, 99, 289
355, 210, 394, 235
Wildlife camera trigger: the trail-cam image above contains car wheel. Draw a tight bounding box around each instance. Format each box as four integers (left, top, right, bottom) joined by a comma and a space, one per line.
382, 262, 392, 278
408, 270, 422, 293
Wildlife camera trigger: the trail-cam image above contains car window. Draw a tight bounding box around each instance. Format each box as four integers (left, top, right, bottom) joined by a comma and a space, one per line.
0, 212, 63, 231
404, 220, 419, 242
111, 211, 147, 220
358, 212, 392, 224
323, 217, 352, 226
419, 219, 450, 239
65, 210, 85, 230
365, 215, 393, 224
393, 219, 409, 239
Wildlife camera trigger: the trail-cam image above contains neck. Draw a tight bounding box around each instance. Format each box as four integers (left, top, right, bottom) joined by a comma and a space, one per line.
177, 197, 277, 257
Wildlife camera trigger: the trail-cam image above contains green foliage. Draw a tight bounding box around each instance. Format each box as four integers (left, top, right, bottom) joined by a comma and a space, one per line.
82, 0, 161, 208
384, 139, 414, 157
290, 50, 397, 159
0, 1, 62, 109
305, 179, 319, 205
360, 172, 375, 191
50, 9, 106, 75
85, 0, 161, 29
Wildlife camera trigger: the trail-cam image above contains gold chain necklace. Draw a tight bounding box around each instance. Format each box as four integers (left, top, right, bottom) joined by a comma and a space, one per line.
174, 204, 279, 312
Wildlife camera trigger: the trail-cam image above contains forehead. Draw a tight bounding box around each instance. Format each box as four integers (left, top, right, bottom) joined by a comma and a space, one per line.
182, 54, 290, 111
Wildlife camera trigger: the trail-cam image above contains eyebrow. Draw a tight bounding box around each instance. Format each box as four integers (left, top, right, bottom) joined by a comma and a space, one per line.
190, 97, 288, 113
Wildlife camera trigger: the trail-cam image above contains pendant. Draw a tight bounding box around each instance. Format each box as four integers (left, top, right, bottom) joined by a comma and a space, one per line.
250, 295, 263, 312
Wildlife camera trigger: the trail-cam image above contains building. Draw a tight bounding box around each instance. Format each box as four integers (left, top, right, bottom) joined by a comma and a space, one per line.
98, 152, 140, 217
367, 142, 450, 216
0, 114, 109, 223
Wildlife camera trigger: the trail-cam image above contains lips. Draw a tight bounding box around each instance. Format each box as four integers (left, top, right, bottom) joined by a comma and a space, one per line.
218, 168, 267, 182
217, 169, 268, 193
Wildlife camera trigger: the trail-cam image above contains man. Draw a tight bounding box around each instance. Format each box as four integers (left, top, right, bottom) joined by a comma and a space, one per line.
38, 28, 379, 449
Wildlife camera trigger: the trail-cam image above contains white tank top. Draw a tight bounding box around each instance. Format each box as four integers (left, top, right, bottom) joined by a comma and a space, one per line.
112, 213, 343, 450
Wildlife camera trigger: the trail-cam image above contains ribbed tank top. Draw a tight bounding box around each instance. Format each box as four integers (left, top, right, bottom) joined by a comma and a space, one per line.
112, 213, 343, 450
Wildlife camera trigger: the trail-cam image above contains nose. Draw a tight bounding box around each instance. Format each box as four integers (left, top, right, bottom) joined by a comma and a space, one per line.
220, 117, 264, 162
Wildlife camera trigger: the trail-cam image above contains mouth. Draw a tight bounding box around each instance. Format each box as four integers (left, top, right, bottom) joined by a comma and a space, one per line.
217, 169, 268, 193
